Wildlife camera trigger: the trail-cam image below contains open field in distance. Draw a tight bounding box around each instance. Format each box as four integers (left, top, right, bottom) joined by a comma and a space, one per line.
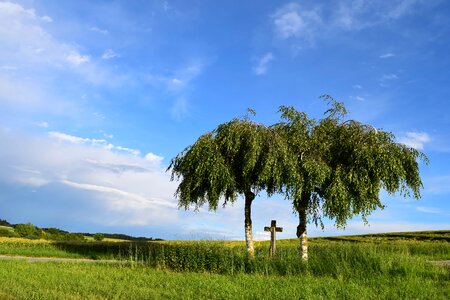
0, 231, 448, 299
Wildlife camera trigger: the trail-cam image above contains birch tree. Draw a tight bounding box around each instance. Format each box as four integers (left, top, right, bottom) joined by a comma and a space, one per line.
168, 115, 297, 256
276, 96, 428, 260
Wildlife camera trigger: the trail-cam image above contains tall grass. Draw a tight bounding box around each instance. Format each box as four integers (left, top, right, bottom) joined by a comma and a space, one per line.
0, 234, 449, 299
2, 236, 448, 279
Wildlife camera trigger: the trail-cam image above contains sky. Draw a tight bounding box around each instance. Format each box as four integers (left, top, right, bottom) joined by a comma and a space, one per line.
1, 0, 449, 240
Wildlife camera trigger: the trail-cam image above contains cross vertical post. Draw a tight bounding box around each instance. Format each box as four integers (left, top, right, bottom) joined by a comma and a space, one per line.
264, 220, 283, 257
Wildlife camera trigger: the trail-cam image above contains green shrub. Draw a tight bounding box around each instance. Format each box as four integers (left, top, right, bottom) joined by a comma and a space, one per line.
93, 233, 105, 241
14, 223, 44, 239
0, 227, 18, 238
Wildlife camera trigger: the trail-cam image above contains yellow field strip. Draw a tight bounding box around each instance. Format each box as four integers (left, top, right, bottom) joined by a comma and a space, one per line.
0, 254, 124, 264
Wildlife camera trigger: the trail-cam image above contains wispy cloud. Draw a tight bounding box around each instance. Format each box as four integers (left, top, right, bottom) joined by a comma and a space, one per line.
0, 128, 177, 228
253, 52, 274, 75
398, 131, 430, 150
89, 26, 108, 35
66, 52, 90, 66
101, 49, 119, 60
380, 53, 395, 58
271, 1, 426, 48
381, 73, 399, 80
416, 206, 444, 215
145, 152, 164, 164
272, 2, 322, 42
170, 97, 189, 121
49, 131, 142, 156
379, 73, 399, 86
36, 122, 49, 128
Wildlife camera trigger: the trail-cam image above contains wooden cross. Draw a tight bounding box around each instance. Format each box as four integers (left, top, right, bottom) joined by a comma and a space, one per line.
264, 220, 283, 257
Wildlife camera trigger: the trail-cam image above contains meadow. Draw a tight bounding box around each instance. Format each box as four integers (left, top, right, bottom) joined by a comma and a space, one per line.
0, 231, 448, 299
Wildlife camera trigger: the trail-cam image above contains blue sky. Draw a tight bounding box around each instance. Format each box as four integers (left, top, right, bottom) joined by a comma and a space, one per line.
0, 0, 449, 240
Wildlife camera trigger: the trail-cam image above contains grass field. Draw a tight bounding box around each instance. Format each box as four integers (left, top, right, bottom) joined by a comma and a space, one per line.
0, 231, 448, 299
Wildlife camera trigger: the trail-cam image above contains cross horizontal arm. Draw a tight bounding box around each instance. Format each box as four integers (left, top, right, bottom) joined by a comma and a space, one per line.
275, 227, 283, 232
264, 227, 271, 232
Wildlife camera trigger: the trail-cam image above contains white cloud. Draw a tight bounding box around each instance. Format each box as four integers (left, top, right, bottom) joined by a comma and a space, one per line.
66, 52, 90, 66
89, 26, 108, 35
41, 15, 52, 22
398, 131, 430, 150
381, 73, 399, 82
170, 97, 189, 121
144, 62, 204, 92
116, 146, 140, 156
49, 131, 142, 156
0, 1, 123, 91
145, 152, 164, 163
0, 129, 177, 228
320, 221, 450, 236
60, 180, 177, 209
169, 63, 203, 90
0, 2, 36, 18
162, 1, 171, 12
416, 206, 443, 215
353, 84, 363, 89
49, 131, 106, 146
272, 3, 322, 42
253, 52, 274, 75
36, 121, 49, 128
101, 49, 119, 60
355, 96, 365, 101
380, 53, 395, 58
271, 1, 426, 47
388, 0, 422, 19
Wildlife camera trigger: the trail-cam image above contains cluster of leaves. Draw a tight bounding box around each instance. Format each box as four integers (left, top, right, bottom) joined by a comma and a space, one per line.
276, 95, 428, 229
11, 223, 85, 241
82, 232, 161, 241
169, 117, 297, 210
41, 227, 86, 241
0, 219, 12, 227
14, 223, 46, 240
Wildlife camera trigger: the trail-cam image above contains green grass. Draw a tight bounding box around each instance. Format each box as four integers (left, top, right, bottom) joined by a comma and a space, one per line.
0, 231, 448, 299
0, 260, 448, 300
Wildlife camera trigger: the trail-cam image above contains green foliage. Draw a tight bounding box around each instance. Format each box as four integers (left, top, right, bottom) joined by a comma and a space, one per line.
93, 233, 105, 241
276, 95, 428, 229
0, 227, 18, 238
0, 219, 12, 227
43, 227, 86, 241
14, 223, 44, 239
168, 116, 297, 210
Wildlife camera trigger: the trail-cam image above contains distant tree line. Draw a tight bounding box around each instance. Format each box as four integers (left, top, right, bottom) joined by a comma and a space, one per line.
0, 219, 161, 242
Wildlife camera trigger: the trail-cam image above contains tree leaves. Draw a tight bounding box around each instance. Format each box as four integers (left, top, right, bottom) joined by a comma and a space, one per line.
277, 96, 428, 229
168, 116, 298, 211
168, 95, 427, 234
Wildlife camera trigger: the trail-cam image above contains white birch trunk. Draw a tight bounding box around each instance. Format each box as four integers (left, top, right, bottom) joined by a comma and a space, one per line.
299, 231, 308, 260
244, 191, 255, 257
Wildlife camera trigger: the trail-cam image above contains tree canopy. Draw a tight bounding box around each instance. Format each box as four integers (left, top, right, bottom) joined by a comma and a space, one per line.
275, 96, 428, 259
168, 116, 297, 256
169, 96, 427, 259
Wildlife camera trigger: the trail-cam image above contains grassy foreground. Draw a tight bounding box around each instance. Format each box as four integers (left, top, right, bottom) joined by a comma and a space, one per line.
0, 231, 448, 299
0, 260, 448, 300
